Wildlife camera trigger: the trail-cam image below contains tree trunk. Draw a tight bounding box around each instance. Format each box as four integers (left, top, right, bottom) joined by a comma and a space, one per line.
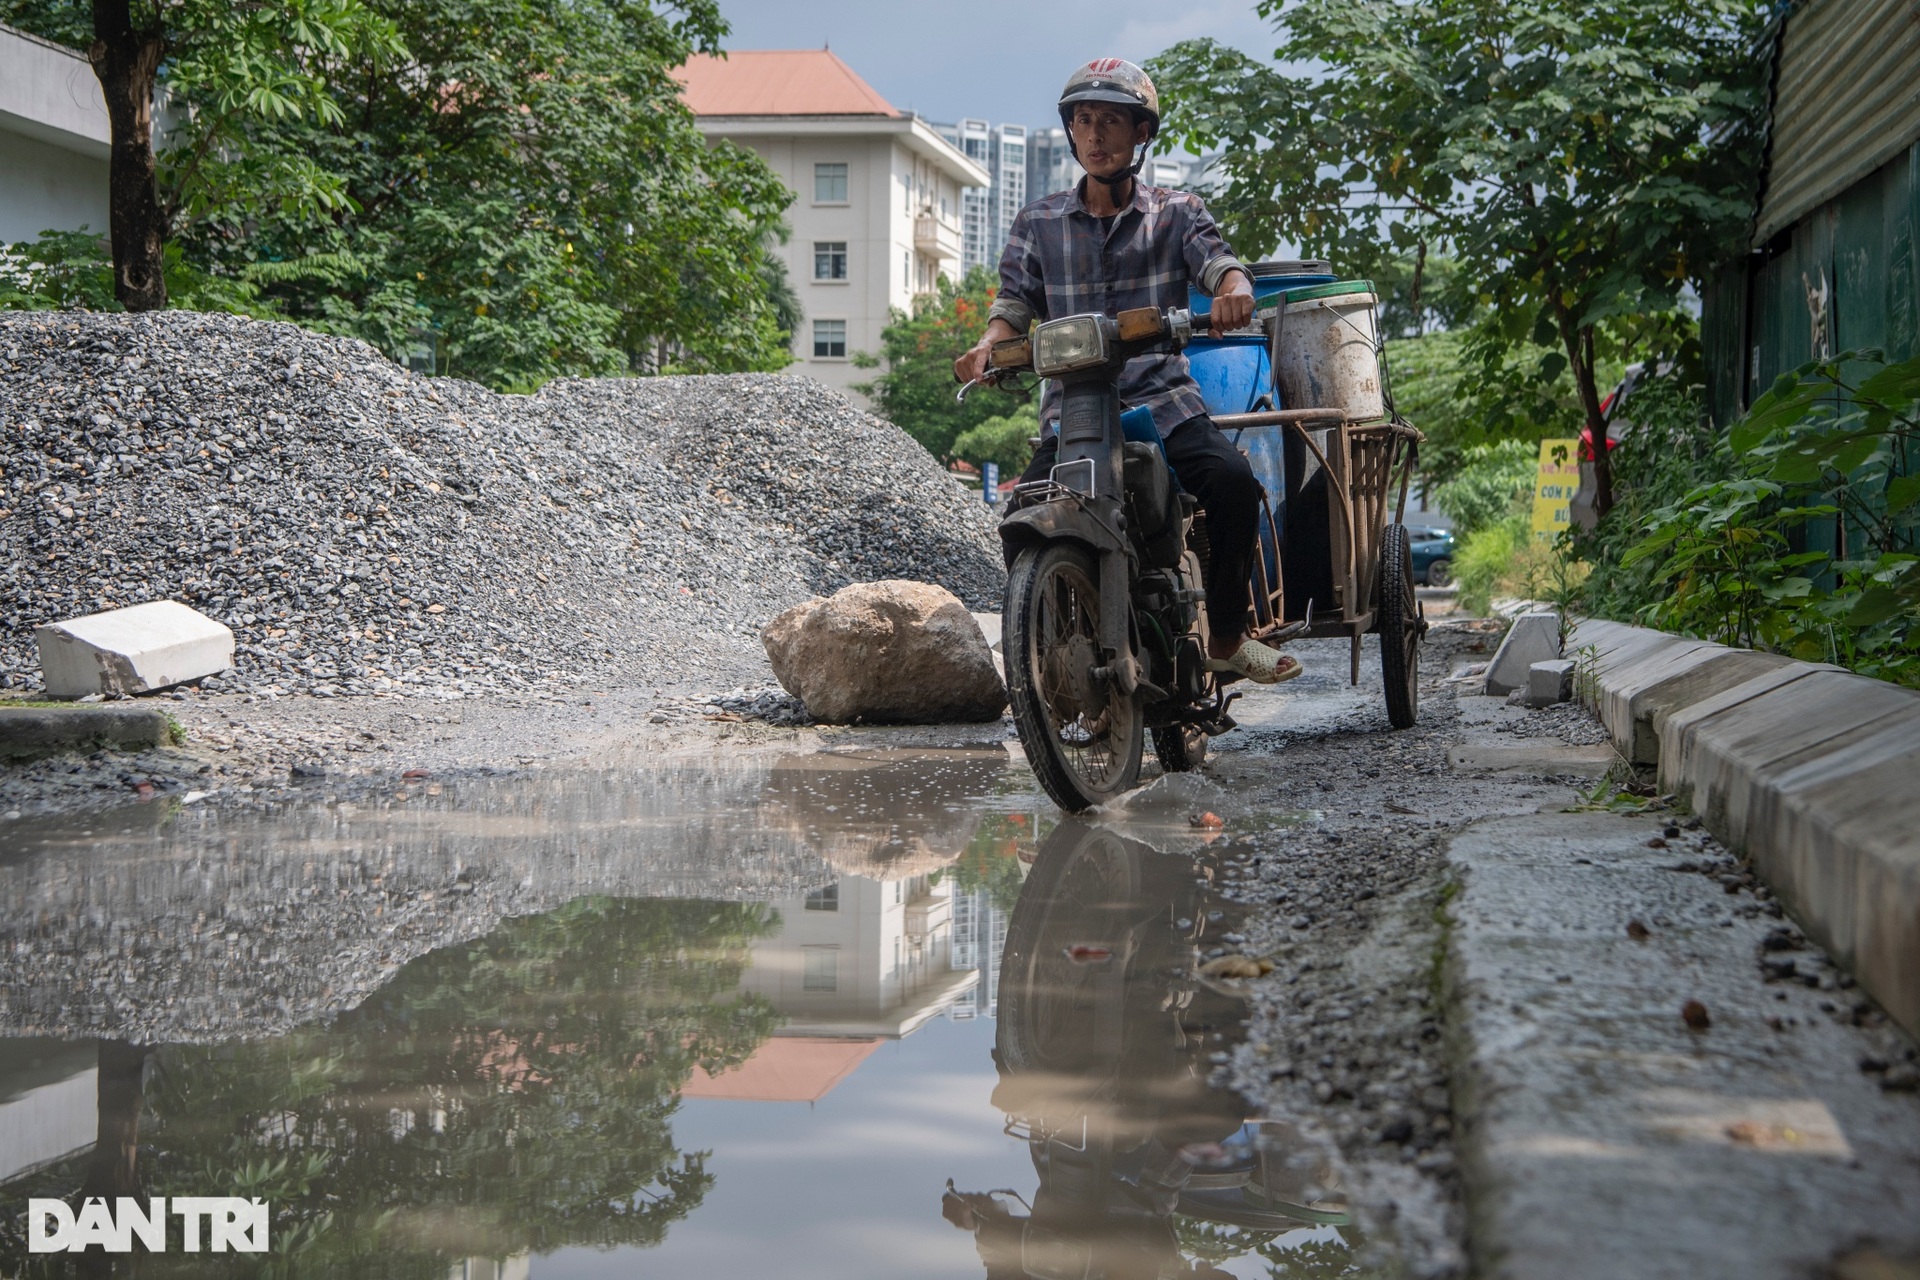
78, 1039, 151, 1276
1555, 302, 1614, 518
89, 0, 167, 312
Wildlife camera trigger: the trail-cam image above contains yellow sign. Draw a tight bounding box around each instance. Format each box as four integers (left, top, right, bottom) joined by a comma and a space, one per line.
1530, 438, 1580, 541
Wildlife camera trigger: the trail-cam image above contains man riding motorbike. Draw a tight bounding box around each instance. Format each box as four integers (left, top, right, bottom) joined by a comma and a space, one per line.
953, 57, 1302, 686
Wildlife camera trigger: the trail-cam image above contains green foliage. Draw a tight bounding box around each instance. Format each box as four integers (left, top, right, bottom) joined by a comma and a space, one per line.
1571, 371, 1720, 618
3, 0, 797, 389
1620, 350, 1920, 685
1387, 325, 1635, 489
0, 897, 782, 1278
2, 227, 287, 316
1150, 0, 1767, 513
857, 267, 1016, 461
1432, 440, 1536, 538
1453, 510, 1529, 616
951, 403, 1039, 475
2, 0, 409, 234
190, 0, 797, 390
0, 229, 117, 311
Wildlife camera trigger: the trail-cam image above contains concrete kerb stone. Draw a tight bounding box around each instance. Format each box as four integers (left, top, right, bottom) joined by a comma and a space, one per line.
1666, 671, 1919, 849
1626, 650, 1804, 765
0, 705, 172, 760
1573, 614, 1920, 1040
1483, 611, 1563, 695
1745, 718, 1920, 1036
1592, 640, 1722, 760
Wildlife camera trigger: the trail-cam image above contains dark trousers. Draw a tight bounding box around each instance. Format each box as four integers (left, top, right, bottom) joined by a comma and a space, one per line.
1007, 414, 1262, 643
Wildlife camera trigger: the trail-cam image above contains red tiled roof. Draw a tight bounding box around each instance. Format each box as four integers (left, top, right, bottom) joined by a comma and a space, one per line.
678, 50, 899, 118
681, 1036, 884, 1102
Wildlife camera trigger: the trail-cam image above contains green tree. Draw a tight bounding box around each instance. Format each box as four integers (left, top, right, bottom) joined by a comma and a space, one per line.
857, 266, 1020, 461
1, 0, 405, 312
190, 0, 795, 390
1150, 0, 1767, 517
0, 897, 781, 1278
951, 404, 1039, 476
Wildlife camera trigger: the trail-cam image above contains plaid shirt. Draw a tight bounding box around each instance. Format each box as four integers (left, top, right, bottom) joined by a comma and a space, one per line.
987, 179, 1246, 437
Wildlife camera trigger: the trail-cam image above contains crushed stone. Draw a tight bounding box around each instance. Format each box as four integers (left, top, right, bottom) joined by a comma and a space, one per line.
0, 311, 1003, 701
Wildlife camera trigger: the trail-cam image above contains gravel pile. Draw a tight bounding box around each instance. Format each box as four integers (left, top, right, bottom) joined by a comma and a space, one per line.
0, 311, 1004, 699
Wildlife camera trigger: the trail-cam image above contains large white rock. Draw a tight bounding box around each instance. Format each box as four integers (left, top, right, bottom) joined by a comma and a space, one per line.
764, 580, 1006, 724
36, 600, 234, 698
1483, 611, 1563, 696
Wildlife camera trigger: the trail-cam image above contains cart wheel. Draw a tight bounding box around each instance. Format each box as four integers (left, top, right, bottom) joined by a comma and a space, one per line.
1378, 523, 1420, 729
1152, 724, 1208, 772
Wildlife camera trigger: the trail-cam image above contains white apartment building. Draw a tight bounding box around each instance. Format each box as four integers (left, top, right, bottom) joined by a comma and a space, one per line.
680, 51, 986, 403
0, 22, 108, 245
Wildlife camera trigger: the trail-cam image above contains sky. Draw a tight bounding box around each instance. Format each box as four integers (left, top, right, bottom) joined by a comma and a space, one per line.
710, 0, 1283, 137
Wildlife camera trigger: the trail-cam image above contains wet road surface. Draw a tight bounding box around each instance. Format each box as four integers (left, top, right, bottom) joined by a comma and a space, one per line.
0, 740, 1379, 1278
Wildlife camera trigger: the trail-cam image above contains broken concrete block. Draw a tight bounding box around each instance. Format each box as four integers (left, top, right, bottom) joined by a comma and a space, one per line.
36, 601, 234, 698
1483, 611, 1562, 696
1526, 658, 1575, 707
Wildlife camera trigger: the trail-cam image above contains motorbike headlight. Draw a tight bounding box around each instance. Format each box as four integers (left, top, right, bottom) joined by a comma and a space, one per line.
1032, 315, 1109, 377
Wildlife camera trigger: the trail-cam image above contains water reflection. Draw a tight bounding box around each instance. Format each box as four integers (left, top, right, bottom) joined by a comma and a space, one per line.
0, 748, 1025, 1044
0, 753, 1359, 1277
946, 821, 1357, 1279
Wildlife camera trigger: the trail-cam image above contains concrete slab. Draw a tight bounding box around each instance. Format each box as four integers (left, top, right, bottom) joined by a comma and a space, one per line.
1656, 665, 1827, 792
1446, 742, 1615, 775
0, 705, 171, 759
1447, 811, 1920, 1280
36, 601, 234, 698
1484, 612, 1563, 695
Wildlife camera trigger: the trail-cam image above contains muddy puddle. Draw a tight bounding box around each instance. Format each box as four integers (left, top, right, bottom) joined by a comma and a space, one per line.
0, 749, 1360, 1277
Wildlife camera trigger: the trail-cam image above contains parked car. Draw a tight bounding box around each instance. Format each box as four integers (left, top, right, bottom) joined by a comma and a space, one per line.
1405, 526, 1455, 587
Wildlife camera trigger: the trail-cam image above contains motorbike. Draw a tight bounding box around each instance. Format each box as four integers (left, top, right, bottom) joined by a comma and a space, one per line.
963, 306, 1241, 813
941, 820, 1353, 1280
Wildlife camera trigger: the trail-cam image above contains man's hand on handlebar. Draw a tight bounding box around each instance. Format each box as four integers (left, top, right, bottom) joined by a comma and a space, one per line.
1208, 270, 1255, 338
955, 317, 1022, 387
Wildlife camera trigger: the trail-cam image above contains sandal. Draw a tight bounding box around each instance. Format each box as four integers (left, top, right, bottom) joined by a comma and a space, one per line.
1206, 640, 1303, 685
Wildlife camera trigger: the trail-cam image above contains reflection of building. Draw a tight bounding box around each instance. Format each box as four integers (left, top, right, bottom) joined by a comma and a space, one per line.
446, 1257, 528, 1280
0, 1038, 97, 1183
733, 873, 975, 1039
948, 887, 1008, 1020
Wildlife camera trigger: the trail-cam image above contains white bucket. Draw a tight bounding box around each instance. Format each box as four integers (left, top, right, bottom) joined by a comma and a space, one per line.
1274, 288, 1384, 422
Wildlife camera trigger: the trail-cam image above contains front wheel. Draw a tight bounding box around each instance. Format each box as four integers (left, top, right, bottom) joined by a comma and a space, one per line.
1378, 523, 1421, 730
1424, 556, 1452, 588
1005, 542, 1144, 811
1152, 724, 1208, 772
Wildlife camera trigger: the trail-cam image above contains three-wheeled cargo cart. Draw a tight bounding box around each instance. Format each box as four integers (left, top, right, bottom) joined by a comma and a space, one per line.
1185, 263, 1428, 728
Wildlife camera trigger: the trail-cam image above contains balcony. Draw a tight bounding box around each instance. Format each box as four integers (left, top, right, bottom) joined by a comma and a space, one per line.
914, 211, 963, 263
904, 888, 950, 937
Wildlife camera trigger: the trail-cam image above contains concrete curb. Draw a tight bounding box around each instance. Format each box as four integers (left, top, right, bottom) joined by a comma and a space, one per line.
1569, 618, 1920, 1038
0, 705, 173, 760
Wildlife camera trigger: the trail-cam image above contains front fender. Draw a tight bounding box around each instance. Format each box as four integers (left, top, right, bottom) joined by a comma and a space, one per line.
997, 499, 1125, 557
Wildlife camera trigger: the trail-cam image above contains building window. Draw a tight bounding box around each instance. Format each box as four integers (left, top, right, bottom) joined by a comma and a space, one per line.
814, 241, 848, 280
814, 162, 848, 203
805, 883, 839, 912
803, 946, 839, 992
812, 319, 846, 359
